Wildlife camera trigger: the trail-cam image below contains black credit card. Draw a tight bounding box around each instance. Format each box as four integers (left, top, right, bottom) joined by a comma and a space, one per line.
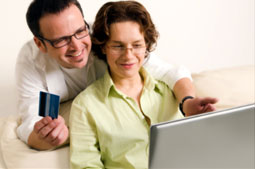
38, 91, 60, 119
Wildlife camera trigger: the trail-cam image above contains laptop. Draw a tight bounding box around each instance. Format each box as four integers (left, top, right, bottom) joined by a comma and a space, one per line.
149, 103, 255, 169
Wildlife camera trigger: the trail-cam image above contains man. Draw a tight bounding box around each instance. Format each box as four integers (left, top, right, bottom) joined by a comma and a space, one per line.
16, 0, 218, 150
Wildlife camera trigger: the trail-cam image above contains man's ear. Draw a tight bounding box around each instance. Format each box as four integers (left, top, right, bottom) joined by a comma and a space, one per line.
34, 37, 47, 53
101, 46, 106, 54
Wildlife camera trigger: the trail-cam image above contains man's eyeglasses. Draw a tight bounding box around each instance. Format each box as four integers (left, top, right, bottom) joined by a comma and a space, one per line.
107, 45, 147, 56
37, 23, 89, 48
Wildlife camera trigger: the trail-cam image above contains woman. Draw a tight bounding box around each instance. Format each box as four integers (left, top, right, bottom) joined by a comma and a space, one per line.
70, 1, 184, 168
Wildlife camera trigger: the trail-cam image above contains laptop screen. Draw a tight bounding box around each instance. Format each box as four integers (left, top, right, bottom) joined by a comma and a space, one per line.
149, 104, 255, 169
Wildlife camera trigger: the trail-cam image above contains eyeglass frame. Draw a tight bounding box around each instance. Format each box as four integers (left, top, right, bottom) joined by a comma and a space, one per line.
106, 44, 148, 56
37, 21, 90, 48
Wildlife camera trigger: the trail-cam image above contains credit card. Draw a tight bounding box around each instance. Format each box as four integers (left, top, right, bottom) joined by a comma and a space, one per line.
38, 91, 60, 119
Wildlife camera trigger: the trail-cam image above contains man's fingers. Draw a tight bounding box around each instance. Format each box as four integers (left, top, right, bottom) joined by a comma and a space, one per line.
38, 120, 57, 139
51, 125, 68, 146
200, 97, 219, 105
45, 120, 64, 143
42, 115, 67, 145
34, 116, 52, 133
203, 104, 217, 113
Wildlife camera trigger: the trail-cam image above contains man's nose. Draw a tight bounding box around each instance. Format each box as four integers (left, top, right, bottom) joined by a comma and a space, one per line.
69, 36, 81, 50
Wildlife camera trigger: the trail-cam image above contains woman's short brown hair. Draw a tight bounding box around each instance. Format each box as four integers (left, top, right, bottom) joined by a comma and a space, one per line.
92, 0, 159, 61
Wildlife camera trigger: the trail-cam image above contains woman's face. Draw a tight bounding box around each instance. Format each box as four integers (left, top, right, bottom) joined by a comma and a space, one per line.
104, 21, 147, 81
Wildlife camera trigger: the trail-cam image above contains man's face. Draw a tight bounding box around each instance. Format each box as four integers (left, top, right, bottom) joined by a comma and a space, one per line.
35, 4, 91, 69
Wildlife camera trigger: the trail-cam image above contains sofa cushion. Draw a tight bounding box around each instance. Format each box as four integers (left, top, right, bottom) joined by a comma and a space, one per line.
0, 115, 69, 169
192, 65, 254, 110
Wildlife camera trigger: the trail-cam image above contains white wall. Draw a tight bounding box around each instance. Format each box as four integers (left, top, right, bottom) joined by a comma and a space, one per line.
0, 0, 254, 116
81, 0, 254, 72
0, 1, 32, 117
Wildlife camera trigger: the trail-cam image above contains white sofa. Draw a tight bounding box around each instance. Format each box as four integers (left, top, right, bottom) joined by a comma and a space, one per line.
0, 64, 254, 169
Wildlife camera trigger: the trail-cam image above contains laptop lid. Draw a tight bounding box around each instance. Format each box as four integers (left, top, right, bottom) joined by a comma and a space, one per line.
149, 103, 255, 169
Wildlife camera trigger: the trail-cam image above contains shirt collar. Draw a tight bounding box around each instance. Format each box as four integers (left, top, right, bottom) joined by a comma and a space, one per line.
101, 67, 164, 101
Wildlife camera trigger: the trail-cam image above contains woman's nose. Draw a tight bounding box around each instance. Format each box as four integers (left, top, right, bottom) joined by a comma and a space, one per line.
122, 47, 134, 58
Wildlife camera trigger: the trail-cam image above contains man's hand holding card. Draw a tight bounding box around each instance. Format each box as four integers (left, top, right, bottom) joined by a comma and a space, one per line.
39, 91, 60, 119
27, 92, 69, 150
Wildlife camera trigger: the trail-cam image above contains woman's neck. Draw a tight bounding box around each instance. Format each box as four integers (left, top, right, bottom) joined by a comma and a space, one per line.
112, 72, 144, 103
111, 71, 150, 125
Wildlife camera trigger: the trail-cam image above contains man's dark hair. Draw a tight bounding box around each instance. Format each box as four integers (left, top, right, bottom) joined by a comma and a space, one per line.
26, 0, 84, 37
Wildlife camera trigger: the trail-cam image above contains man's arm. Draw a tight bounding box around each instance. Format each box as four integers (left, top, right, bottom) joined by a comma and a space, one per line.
173, 78, 218, 116
143, 53, 192, 90
172, 77, 195, 103
16, 42, 68, 150
144, 53, 218, 116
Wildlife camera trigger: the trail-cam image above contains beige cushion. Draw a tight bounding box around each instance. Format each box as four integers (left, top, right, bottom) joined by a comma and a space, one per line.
0, 116, 69, 169
192, 65, 254, 110
0, 100, 73, 169
0, 117, 7, 169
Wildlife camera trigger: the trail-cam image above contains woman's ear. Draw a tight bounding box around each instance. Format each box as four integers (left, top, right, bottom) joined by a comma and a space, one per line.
34, 37, 47, 53
145, 50, 149, 58
145, 44, 149, 58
